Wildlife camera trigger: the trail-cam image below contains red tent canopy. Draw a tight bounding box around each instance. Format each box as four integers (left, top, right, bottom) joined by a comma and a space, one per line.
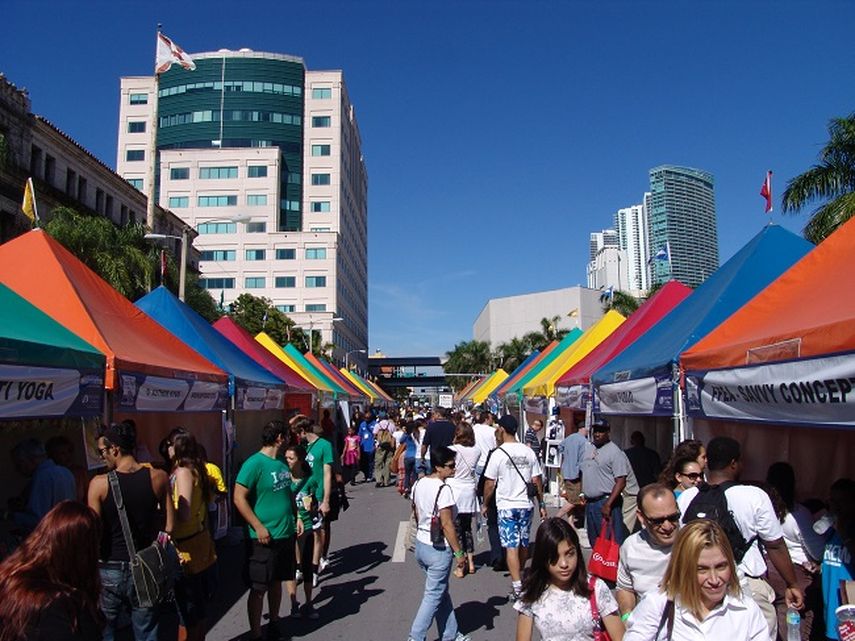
212, 318, 315, 393
0, 230, 226, 389
556, 281, 693, 387
303, 353, 366, 400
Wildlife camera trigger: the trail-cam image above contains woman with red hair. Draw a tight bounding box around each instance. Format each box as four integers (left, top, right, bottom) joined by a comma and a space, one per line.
0, 500, 102, 640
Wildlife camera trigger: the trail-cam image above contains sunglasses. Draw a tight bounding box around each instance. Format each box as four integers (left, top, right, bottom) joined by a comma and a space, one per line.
643, 511, 681, 527
679, 472, 703, 480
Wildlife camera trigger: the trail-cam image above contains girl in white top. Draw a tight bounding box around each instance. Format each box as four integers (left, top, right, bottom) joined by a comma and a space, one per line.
625, 520, 767, 641
515, 517, 624, 641
448, 422, 481, 577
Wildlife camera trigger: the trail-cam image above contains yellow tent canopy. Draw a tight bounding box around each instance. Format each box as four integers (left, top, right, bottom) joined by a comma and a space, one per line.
339, 368, 379, 400
470, 369, 509, 404
255, 332, 334, 393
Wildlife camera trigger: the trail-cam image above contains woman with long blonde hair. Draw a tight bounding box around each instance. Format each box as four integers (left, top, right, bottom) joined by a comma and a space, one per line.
625, 520, 767, 640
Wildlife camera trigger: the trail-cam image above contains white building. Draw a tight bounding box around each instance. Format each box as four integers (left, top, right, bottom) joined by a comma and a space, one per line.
115, 51, 368, 365
473, 286, 604, 348
614, 195, 651, 292
586, 246, 632, 293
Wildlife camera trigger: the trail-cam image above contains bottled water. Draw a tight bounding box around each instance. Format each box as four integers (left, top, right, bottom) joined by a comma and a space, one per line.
475, 515, 486, 544
786, 607, 800, 641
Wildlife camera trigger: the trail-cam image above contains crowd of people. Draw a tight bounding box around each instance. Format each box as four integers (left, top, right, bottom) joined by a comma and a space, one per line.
0, 406, 852, 641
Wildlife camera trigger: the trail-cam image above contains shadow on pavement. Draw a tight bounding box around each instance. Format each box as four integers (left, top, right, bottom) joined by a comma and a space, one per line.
285, 574, 385, 637
455, 595, 507, 634
327, 539, 391, 575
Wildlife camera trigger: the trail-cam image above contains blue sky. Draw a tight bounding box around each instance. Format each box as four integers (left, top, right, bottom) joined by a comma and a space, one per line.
3, 1, 854, 357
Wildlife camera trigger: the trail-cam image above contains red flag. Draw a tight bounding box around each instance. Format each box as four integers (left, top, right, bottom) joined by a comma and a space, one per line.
156, 32, 196, 74
760, 170, 773, 213
160, 249, 167, 281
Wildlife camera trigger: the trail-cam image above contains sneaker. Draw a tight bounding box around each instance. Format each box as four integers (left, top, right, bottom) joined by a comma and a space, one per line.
312, 573, 319, 588
289, 602, 301, 619
508, 587, 522, 602
453, 635, 472, 641
295, 569, 303, 584
318, 556, 329, 573
301, 604, 320, 620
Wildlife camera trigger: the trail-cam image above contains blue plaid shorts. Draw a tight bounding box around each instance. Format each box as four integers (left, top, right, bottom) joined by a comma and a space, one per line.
497, 508, 533, 549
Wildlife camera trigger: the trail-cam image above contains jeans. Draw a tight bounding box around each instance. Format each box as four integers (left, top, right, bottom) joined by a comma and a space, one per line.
585, 495, 628, 546
99, 564, 160, 641
404, 457, 418, 490
476, 464, 503, 565
409, 540, 459, 641
361, 450, 375, 481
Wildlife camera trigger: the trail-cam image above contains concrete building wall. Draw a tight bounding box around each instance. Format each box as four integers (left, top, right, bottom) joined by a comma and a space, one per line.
473, 286, 604, 348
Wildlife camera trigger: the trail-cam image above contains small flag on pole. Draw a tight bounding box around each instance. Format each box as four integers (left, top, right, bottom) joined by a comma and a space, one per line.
155, 32, 196, 74
649, 241, 671, 264
160, 249, 167, 282
760, 170, 773, 213
567, 308, 579, 318
21, 177, 39, 224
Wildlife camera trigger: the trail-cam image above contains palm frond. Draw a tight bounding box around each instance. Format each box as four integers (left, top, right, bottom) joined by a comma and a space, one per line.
802, 192, 855, 244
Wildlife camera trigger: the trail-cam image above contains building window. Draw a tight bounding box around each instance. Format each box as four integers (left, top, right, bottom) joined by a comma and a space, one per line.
310, 227, 330, 232
170, 167, 190, 180
306, 304, 327, 312
245, 249, 265, 261
105, 195, 114, 217
305, 276, 327, 288
312, 88, 332, 99
126, 178, 144, 190
127, 121, 146, 133
44, 155, 55, 185
29, 145, 43, 178
199, 250, 236, 261
168, 196, 189, 208
199, 277, 235, 289
311, 173, 331, 186
312, 116, 331, 128
198, 195, 237, 207
199, 166, 238, 179
159, 80, 301, 98
95, 189, 105, 214
248, 165, 268, 178
311, 145, 331, 156
276, 248, 296, 260
311, 201, 330, 213
247, 194, 268, 206
276, 304, 296, 313
282, 200, 301, 212
287, 172, 301, 185
65, 169, 76, 196
77, 177, 87, 203
120, 205, 128, 225
306, 248, 327, 259
246, 222, 267, 233
275, 276, 296, 288
126, 149, 145, 161
245, 277, 266, 289
129, 93, 148, 105
197, 222, 237, 234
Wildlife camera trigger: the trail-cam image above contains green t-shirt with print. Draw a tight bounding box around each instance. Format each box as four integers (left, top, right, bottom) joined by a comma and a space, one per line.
235, 451, 295, 540
305, 437, 334, 501
290, 475, 320, 529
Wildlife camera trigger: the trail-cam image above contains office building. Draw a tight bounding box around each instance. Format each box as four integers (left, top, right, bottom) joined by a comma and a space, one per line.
588, 229, 619, 263
116, 50, 368, 365
648, 165, 718, 288
586, 246, 631, 293
614, 196, 650, 293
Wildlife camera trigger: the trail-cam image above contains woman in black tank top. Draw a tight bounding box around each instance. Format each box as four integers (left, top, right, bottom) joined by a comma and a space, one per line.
100, 466, 160, 562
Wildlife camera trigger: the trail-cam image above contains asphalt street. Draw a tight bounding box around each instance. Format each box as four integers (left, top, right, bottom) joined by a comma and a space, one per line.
205, 480, 547, 641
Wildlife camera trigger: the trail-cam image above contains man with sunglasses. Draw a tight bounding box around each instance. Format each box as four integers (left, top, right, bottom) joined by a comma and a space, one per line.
616, 483, 681, 618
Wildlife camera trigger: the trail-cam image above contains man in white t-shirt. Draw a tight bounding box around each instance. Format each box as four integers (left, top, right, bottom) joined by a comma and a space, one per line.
616, 483, 681, 617
481, 414, 547, 601
472, 411, 497, 475
677, 436, 804, 640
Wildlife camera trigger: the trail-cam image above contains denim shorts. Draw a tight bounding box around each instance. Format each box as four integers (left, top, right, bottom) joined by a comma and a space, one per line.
497, 508, 533, 548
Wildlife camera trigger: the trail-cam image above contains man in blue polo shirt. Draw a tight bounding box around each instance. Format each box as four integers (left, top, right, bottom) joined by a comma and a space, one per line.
358, 410, 377, 483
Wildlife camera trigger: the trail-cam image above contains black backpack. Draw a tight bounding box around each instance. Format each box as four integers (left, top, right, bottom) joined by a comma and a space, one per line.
683, 481, 758, 563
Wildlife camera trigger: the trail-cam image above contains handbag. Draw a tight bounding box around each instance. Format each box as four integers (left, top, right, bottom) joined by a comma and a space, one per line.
412, 479, 448, 547
499, 447, 539, 499
588, 521, 620, 583
108, 471, 179, 608
588, 575, 613, 641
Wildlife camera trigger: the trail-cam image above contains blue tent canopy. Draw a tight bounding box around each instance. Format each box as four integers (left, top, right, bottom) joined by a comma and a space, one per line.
136, 287, 285, 410
488, 349, 541, 400
592, 225, 813, 416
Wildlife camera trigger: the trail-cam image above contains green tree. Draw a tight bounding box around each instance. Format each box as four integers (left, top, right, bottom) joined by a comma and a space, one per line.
495, 336, 534, 372
227, 293, 322, 354
443, 340, 493, 391
782, 113, 855, 244
600, 288, 640, 317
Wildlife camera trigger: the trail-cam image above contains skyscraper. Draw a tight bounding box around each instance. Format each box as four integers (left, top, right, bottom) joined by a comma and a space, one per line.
116, 49, 368, 364
647, 165, 717, 288
614, 195, 650, 293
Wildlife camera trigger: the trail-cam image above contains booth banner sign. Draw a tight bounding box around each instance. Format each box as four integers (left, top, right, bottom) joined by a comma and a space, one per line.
0, 365, 103, 418
598, 375, 673, 416
237, 385, 285, 411
523, 395, 548, 415
686, 353, 855, 427
554, 384, 589, 410
119, 373, 228, 412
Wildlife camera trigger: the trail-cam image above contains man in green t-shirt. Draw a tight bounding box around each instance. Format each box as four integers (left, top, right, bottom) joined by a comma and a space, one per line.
234, 421, 303, 641
299, 420, 334, 584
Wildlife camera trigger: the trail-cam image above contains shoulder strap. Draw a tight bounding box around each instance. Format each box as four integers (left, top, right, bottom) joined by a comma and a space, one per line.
432, 481, 447, 517
588, 575, 602, 626
500, 447, 530, 486
655, 599, 675, 640
107, 471, 138, 559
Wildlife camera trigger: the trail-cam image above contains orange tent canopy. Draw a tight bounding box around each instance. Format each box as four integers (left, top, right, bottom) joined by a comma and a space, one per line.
682, 217, 855, 370
0, 230, 226, 389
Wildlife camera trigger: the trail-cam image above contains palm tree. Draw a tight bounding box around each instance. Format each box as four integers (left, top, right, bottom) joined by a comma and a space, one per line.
600, 288, 640, 317
496, 336, 534, 372
782, 113, 855, 244
444, 340, 493, 391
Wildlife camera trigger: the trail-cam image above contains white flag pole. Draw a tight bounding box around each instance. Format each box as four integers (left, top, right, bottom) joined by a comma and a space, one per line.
146, 24, 162, 231
29, 177, 41, 224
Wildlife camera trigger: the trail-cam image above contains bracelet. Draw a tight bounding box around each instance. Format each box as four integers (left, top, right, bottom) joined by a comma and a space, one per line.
620, 612, 631, 622
453, 549, 465, 558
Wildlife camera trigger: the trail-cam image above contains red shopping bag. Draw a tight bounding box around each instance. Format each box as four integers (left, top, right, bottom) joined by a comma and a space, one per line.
588, 522, 619, 583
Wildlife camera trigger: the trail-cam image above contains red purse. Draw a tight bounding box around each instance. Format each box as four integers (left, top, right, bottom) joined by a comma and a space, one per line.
588, 575, 612, 641
588, 521, 620, 583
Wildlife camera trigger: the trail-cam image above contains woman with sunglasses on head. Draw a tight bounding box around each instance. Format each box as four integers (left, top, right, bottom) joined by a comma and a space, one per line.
672, 457, 704, 499
624, 520, 767, 641
407, 446, 470, 641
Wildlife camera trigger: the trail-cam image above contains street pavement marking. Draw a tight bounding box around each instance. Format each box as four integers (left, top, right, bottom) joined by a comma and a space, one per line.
392, 520, 410, 562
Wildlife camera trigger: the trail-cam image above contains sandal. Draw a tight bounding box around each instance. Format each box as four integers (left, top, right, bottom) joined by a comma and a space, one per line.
453, 567, 465, 579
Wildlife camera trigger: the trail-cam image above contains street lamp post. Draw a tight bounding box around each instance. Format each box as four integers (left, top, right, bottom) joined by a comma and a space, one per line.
302, 315, 343, 355
345, 348, 367, 370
